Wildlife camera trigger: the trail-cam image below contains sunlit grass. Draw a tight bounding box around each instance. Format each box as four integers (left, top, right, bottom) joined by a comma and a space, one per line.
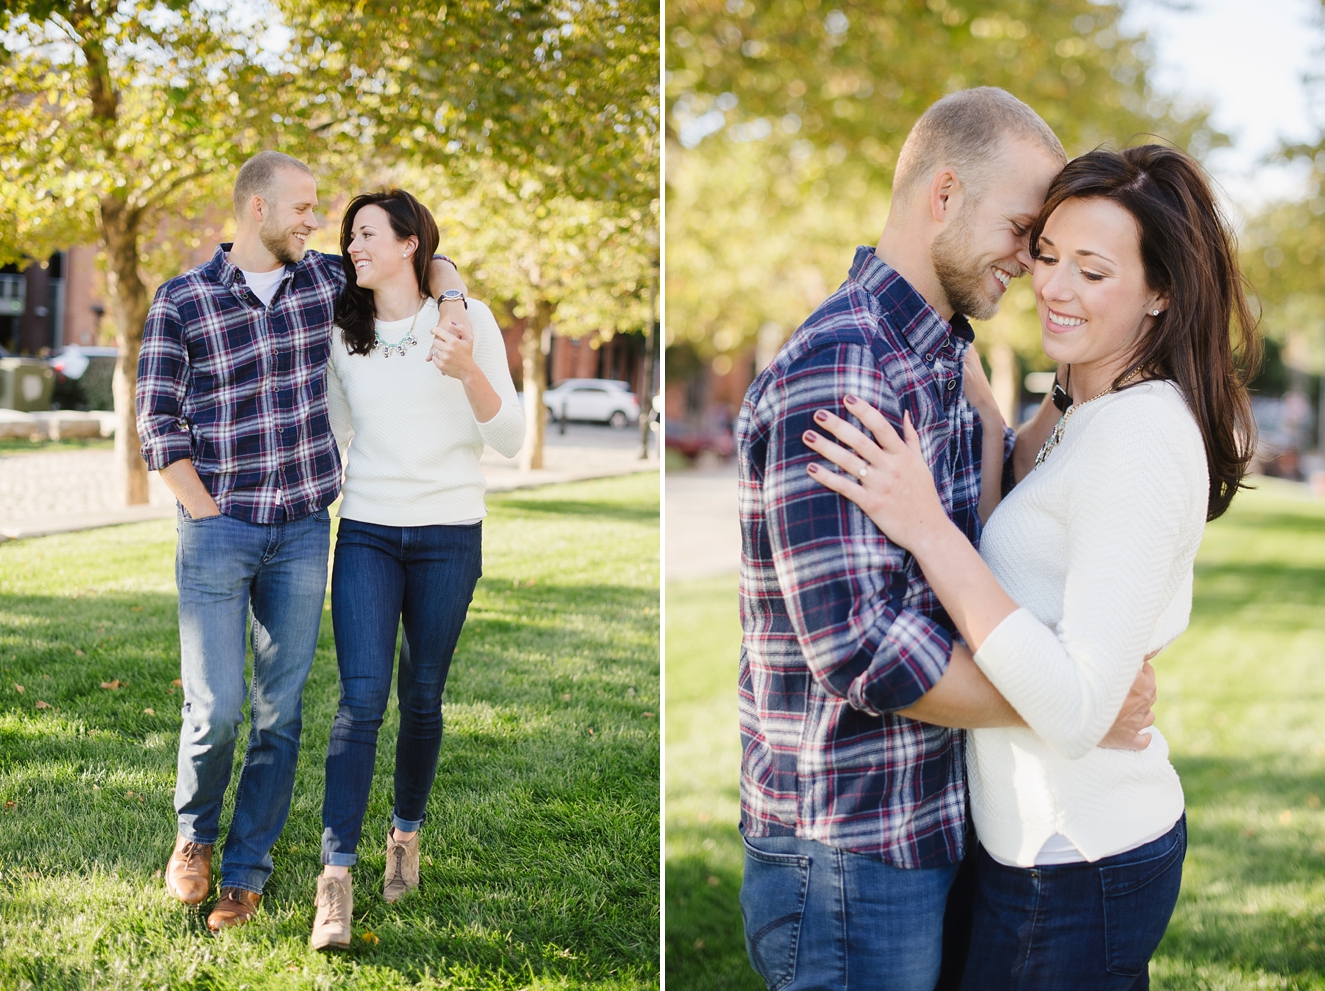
664, 481, 1325, 991
0, 473, 660, 990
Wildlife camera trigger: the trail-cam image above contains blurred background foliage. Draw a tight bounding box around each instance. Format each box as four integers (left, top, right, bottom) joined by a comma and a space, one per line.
665, 0, 1325, 433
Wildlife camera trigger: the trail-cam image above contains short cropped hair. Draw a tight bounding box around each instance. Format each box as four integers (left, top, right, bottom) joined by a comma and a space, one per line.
892, 88, 1065, 206
232, 151, 315, 219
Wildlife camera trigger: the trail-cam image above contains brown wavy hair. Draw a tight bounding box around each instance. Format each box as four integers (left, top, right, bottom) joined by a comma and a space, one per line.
335, 189, 440, 356
1029, 145, 1261, 520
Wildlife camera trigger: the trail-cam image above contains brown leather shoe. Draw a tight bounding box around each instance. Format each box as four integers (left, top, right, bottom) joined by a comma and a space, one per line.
165, 835, 213, 906
206, 887, 262, 931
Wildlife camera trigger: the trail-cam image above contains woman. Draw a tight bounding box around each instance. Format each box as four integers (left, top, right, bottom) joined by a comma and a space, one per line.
309, 189, 524, 950
802, 146, 1258, 988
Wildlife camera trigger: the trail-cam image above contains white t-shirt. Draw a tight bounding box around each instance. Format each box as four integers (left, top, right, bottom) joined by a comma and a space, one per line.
238, 265, 286, 307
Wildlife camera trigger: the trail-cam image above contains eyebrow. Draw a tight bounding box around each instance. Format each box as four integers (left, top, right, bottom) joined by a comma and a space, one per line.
1037, 236, 1117, 266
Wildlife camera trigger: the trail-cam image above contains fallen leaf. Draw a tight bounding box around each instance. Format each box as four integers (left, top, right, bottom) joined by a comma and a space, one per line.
643, 712, 655, 718
560, 693, 571, 701
92, 785, 99, 791
74, 650, 85, 656
707, 875, 720, 886
587, 727, 595, 735
361, 931, 379, 944
142, 708, 155, 716
1280, 809, 1293, 825
101, 680, 120, 690
4, 801, 13, 808
693, 939, 706, 950
153, 869, 162, 878
42, 674, 50, 680
34, 700, 51, 710
13, 684, 23, 694
130, 606, 143, 612
1308, 794, 1321, 809
172, 679, 182, 687
126, 791, 134, 798
167, 688, 176, 694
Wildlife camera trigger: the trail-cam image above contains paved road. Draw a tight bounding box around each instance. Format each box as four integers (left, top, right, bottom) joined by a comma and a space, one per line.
665, 464, 740, 581
0, 422, 657, 540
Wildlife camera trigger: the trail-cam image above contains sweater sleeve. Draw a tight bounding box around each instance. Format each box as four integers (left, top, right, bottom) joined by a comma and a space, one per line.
467, 299, 525, 458
324, 344, 353, 462
973, 396, 1204, 759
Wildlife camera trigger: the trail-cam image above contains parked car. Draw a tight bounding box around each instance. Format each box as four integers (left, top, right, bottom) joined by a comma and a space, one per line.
542, 378, 640, 429
47, 345, 118, 411
664, 417, 735, 462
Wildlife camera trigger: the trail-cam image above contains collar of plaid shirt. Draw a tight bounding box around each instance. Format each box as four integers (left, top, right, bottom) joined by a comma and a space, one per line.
735, 245, 986, 868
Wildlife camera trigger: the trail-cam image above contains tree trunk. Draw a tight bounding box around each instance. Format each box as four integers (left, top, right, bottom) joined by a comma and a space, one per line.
638, 273, 659, 460
989, 339, 1019, 429
520, 300, 553, 471
100, 196, 150, 505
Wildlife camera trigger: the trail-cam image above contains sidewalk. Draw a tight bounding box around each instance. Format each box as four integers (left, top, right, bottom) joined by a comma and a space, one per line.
0, 422, 657, 541
665, 464, 740, 580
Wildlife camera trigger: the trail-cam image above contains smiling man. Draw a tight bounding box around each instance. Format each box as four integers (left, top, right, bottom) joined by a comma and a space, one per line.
136, 151, 465, 931
735, 89, 1067, 990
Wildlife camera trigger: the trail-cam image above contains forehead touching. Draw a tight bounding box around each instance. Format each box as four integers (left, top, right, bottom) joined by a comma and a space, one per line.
976, 137, 1063, 223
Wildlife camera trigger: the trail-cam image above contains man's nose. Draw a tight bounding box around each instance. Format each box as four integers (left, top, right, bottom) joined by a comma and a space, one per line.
1015, 244, 1034, 274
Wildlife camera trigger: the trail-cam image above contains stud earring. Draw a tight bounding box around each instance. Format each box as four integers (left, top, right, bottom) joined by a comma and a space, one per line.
1152, 309, 1160, 316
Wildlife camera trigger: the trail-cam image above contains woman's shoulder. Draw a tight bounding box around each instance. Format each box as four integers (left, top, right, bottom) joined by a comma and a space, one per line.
1077, 379, 1205, 470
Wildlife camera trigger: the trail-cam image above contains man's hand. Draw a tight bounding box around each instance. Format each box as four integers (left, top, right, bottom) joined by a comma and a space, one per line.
1098, 659, 1157, 751
158, 458, 222, 520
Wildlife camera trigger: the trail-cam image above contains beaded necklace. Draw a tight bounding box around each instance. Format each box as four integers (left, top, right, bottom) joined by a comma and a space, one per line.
373, 298, 426, 358
1033, 368, 1143, 470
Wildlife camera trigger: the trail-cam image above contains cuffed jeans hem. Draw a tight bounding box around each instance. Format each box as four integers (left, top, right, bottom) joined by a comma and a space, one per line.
216, 877, 265, 896
392, 812, 424, 833
323, 852, 358, 867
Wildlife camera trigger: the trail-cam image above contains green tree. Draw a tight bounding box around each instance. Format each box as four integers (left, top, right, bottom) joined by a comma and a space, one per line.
409, 163, 657, 468
666, 0, 1224, 422
0, 1, 281, 503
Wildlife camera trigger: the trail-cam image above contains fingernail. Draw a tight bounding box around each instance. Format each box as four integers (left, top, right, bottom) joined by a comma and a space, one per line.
813, 410, 829, 423
804, 430, 819, 442
807, 463, 819, 474
844, 394, 859, 405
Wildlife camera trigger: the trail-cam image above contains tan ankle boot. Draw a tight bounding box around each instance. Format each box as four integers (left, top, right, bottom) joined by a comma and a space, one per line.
310, 874, 354, 950
165, 835, 213, 906
383, 827, 419, 903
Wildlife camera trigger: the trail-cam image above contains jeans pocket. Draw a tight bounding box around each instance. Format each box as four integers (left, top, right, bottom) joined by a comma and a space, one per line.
1100, 818, 1186, 977
740, 838, 810, 991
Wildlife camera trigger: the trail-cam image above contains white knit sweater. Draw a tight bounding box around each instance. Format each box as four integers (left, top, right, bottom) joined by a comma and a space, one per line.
326, 297, 525, 526
969, 380, 1207, 866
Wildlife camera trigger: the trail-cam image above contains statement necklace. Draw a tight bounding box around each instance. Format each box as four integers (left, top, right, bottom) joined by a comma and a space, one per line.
373, 299, 426, 358
1033, 368, 1143, 470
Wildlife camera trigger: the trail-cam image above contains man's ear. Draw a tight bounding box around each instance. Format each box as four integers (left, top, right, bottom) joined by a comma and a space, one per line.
929, 167, 962, 225
249, 195, 267, 225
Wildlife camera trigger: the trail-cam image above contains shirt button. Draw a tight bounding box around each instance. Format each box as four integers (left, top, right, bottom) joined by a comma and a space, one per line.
947, 380, 957, 391
925, 353, 934, 362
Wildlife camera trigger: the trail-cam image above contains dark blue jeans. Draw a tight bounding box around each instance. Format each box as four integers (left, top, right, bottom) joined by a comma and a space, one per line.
174, 507, 331, 894
740, 832, 960, 991
321, 518, 482, 866
961, 815, 1187, 991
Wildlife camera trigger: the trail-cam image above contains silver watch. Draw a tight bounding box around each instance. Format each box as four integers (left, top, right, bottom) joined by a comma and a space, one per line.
437, 289, 468, 309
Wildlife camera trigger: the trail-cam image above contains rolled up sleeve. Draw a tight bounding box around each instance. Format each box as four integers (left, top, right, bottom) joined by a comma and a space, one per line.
761, 344, 954, 715
135, 287, 193, 471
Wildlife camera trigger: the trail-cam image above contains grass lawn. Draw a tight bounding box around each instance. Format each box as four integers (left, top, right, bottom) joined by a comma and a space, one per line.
0, 436, 114, 456
0, 473, 659, 990
665, 480, 1325, 991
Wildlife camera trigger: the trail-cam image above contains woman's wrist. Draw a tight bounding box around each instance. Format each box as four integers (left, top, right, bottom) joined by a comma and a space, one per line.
910, 516, 967, 571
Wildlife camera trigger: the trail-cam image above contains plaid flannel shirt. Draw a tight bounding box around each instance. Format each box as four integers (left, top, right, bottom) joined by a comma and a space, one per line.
737, 246, 1016, 868
136, 244, 345, 523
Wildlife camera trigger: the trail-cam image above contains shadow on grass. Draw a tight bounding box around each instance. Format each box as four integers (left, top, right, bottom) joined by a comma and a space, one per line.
0, 566, 659, 987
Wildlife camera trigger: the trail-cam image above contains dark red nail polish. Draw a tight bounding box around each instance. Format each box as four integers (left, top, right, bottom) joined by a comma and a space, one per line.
844, 394, 859, 405
807, 463, 819, 474
804, 430, 819, 442
814, 410, 829, 423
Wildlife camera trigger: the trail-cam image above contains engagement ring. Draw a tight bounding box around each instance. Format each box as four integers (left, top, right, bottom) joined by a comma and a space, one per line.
859, 466, 869, 479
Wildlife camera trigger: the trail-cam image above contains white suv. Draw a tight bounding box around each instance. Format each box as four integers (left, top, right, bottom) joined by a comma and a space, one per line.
542, 379, 640, 429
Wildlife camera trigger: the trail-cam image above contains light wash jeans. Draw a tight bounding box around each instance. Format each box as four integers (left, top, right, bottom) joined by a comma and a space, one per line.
740, 831, 960, 991
173, 506, 330, 894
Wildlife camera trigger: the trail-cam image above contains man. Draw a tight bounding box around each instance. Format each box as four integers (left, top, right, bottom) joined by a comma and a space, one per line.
736, 88, 1155, 989
137, 151, 466, 931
